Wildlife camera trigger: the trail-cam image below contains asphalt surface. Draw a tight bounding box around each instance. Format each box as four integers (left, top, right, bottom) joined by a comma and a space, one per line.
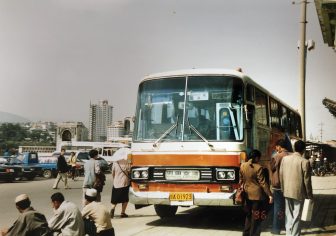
0, 174, 335, 235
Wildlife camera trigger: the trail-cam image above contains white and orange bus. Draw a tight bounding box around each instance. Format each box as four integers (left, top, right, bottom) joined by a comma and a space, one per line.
129, 69, 302, 217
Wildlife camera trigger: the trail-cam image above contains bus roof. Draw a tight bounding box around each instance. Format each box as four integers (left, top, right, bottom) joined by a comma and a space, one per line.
143, 68, 246, 81
141, 68, 300, 115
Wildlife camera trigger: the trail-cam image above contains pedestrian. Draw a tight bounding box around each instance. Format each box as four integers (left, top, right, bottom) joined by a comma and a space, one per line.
52, 148, 70, 189
0, 194, 51, 236
280, 140, 313, 236
240, 149, 273, 236
270, 139, 290, 235
68, 152, 77, 180
309, 155, 315, 169
48, 192, 84, 236
82, 189, 115, 236
110, 158, 131, 218
82, 149, 102, 204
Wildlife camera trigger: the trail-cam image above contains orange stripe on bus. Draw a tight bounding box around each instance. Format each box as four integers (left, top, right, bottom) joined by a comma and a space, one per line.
131, 154, 240, 166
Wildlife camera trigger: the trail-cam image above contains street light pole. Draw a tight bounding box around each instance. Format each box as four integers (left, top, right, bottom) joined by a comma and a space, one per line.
299, 0, 308, 141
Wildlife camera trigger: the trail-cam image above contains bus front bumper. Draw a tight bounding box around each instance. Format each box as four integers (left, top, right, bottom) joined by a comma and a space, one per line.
129, 187, 236, 206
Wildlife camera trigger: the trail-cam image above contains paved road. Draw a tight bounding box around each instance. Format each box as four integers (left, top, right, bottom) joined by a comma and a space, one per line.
0, 174, 335, 235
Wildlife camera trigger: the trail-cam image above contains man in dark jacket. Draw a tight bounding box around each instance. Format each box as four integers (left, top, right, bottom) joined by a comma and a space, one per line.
270, 139, 290, 234
52, 148, 70, 189
0, 194, 51, 236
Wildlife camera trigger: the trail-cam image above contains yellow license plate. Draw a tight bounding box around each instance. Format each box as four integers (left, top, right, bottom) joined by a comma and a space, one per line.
169, 192, 193, 201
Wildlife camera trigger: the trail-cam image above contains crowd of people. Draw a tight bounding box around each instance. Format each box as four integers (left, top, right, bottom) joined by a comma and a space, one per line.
240, 139, 313, 236
0, 139, 313, 236
0, 148, 130, 236
0, 190, 114, 236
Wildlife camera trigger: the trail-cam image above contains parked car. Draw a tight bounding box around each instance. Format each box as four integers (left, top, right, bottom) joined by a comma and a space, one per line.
1, 156, 42, 180
0, 165, 17, 182
52, 151, 110, 172
96, 157, 110, 172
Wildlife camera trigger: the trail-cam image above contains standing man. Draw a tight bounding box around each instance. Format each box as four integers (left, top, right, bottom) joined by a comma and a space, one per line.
270, 139, 290, 235
48, 192, 84, 236
82, 149, 102, 203
82, 189, 114, 236
280, 140, 313, 236
52, 148, 70, 189
0, 194, 51, 236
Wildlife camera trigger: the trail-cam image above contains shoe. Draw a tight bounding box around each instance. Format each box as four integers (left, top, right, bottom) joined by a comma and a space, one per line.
120, 213, 128, 218
52, 187, 58, 189
110, 209, 115, 218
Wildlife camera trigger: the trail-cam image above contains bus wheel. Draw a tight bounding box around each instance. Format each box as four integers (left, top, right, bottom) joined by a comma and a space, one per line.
154, 205, 178, 218
43, 170, 52, 179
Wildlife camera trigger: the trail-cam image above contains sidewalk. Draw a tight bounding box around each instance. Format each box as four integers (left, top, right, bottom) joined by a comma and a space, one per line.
261, 175, 336, 235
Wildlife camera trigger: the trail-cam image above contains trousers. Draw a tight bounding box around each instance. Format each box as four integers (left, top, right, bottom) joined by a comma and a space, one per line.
285, 197, 303, 236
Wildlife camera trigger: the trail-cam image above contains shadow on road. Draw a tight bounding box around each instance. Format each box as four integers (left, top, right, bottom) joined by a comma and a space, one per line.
147, 206, 246, 231
145, 193, 336, 235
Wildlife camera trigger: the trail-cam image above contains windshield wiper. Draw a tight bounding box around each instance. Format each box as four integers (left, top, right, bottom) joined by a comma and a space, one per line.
187, 119, 215, 151
153, 115, 179, 148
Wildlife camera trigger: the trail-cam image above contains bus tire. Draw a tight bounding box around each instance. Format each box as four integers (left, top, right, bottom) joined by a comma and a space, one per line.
154, 205, 178, 218
43, 170, 52, 179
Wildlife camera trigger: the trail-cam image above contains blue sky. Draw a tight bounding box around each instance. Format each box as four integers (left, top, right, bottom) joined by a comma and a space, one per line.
0, 0, 335, 141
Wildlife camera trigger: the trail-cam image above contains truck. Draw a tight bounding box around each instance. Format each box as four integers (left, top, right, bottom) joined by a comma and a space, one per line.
5, 152, 43, 180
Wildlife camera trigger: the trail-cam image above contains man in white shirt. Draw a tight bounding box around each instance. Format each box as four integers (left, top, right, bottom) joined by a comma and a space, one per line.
48, 192, 84, 236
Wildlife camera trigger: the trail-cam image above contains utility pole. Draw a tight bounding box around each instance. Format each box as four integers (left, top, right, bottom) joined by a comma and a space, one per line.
319, 122, 324, 142
299, 0, 308, 141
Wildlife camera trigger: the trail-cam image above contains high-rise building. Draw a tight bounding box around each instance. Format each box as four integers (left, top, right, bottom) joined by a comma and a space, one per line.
89, 100, 113, 141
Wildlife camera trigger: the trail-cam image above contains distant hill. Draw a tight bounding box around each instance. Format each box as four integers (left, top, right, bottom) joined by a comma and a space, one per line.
0, 111, 30, 123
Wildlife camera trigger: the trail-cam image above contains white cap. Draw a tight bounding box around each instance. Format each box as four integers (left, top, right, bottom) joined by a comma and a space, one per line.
15, 194, 29, 203
85, 189, 97, 197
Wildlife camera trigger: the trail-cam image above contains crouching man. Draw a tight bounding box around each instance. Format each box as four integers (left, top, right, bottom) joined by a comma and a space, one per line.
48, 192, 84, 236
82, 189, 114, 236
0, 194, 51, 236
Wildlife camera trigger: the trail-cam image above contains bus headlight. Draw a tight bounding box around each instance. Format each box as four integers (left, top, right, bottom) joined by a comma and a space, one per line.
218, 171, 226, 179
133, 171, 140, 178
216, 168, 235, 180
132, 168, 149, 180
141, 170, 148, 178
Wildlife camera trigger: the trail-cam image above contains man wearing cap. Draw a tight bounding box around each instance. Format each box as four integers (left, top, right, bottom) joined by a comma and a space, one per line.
0, 194, 51, 236
48, 192, 84, 236
82, 189, 114, 236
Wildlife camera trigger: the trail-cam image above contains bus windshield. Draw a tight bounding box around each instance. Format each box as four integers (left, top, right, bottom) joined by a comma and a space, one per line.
134, 75, 244, 142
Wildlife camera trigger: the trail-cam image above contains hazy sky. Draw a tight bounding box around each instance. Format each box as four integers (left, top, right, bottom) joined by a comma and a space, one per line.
0, 0, 335, 141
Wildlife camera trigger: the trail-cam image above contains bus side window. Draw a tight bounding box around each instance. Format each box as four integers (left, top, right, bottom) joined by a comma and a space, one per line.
246, 84, 254, 102
255, 89, 268, 126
